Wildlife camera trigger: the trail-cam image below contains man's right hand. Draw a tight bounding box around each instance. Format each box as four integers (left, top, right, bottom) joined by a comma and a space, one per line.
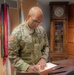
27, 65, 39, 72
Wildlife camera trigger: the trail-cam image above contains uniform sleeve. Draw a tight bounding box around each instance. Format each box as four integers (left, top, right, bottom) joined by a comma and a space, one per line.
8, 30, 30, 72
41, 29, 49, 61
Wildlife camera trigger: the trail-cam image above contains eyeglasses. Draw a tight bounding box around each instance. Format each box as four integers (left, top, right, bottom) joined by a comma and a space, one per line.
33, 20, 41, 24
31, 17, 41, 24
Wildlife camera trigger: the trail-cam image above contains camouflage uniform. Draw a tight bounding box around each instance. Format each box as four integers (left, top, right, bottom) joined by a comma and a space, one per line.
8, 22, 49, 72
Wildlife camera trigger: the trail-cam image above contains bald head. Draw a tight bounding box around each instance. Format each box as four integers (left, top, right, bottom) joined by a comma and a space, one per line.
26, 7, 43, 29
29, 7, 42, 15
28, 7, 43, 19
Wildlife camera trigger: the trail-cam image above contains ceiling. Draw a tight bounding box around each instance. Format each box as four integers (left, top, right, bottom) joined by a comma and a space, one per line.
36, 0, 74, 5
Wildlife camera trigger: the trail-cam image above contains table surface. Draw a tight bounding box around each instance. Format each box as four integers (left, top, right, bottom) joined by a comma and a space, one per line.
16, 59, 74, 75
40, 58, 74, 75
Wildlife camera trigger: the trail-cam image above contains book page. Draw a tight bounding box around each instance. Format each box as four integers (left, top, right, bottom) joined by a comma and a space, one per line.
39, 62, 57, 72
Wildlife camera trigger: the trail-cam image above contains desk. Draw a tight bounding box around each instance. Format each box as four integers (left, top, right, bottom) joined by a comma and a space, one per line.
40, 59, 74, 75
16, 59, 74, 75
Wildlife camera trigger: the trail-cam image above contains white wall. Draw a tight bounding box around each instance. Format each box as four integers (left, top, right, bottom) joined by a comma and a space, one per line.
37, 2, 50, 40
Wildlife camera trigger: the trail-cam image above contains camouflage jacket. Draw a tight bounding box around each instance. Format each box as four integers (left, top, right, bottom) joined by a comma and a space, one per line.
8, 22, 49, 72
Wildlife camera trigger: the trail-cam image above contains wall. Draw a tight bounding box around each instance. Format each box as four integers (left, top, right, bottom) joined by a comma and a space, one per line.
37, 2, 50, 40
67, 4, 74, 58
9, 0, 37, 33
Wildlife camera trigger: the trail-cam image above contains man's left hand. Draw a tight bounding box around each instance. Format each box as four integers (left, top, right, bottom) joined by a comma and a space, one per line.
36, 58, 46, 70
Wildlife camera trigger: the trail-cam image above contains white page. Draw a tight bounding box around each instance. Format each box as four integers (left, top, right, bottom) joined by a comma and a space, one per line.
39, 62, 57, 72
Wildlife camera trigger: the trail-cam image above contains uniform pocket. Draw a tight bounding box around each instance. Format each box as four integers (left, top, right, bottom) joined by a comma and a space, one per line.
34, 44, 41, 55
24, 42, 34, 53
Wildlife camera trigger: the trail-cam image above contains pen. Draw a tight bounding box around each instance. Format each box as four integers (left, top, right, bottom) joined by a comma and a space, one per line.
49, 70, 66, 74
53, 66, 64, 71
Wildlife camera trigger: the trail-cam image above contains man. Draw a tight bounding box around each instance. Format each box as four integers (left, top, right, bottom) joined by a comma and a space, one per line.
8, 7, 49, 72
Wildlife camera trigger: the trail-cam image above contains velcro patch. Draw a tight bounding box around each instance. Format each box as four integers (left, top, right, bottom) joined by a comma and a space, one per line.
8, 36, 14, 42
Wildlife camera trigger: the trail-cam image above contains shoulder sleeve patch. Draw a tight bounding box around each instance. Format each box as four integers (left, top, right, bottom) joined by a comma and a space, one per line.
8, 36, 14, 42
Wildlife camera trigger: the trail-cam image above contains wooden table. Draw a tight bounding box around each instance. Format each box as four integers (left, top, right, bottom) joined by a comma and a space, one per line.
40, 59, 74, 75
16, 59, 74, 75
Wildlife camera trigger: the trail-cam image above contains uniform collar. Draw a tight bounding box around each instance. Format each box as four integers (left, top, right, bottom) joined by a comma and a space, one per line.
25, 21, 35, 35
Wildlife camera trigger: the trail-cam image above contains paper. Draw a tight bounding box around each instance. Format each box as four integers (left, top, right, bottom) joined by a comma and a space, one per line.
39, 62, 57, 72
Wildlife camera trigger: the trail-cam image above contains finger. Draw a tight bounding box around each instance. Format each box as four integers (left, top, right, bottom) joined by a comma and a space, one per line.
40, 64, 46, 70
29, 68, 37, 72
28, 66, 38, 72
32, 66, 39, 72
40, 65, 44, 70
34, 66, 39, 71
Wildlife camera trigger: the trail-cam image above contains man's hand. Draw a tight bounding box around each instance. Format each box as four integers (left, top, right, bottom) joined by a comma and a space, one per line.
27, 65, 39, 72
36, 58, 46, 70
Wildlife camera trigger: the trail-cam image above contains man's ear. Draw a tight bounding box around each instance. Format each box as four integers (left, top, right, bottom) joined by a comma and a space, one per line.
26, 15, 30, 20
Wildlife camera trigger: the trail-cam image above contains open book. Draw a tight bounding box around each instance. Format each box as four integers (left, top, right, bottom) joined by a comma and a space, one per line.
39, 62, 57, 72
